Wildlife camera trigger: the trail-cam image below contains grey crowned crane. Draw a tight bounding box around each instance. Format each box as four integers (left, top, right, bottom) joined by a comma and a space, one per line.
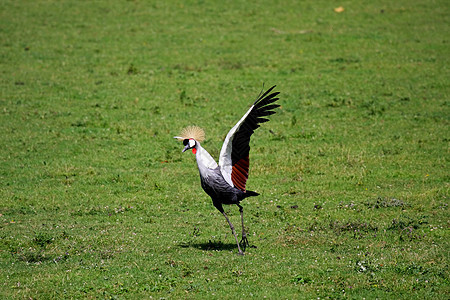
174, 86, 280, 255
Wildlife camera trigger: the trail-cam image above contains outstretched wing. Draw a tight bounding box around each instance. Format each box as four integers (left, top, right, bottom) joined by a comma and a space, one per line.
218, 85, 280, 191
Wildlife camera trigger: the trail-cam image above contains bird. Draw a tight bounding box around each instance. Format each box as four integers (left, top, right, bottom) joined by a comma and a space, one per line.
174, 85, 280, 255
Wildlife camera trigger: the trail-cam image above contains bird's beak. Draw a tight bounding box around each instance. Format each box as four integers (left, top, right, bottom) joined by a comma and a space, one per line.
182, 144, 190, 153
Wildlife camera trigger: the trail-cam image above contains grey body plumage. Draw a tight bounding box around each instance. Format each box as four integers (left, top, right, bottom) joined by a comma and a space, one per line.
199, 166, 252, 209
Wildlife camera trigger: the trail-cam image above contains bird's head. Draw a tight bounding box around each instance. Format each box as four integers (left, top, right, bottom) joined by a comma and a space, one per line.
174, 126, 205, 154
181, 138, 197, 153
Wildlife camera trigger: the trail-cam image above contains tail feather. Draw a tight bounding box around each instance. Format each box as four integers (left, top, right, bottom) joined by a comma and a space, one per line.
244, 190, 259, 198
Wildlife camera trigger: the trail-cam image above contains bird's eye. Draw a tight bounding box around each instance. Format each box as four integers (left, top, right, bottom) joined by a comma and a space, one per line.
183, 139, 189, 146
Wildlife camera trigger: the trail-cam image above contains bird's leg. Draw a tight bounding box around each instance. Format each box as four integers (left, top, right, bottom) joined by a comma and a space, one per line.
237, 204, 249, 250
221, 211, 244, 255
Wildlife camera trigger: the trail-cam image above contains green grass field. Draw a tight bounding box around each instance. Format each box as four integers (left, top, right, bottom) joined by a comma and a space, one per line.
1, 0, 449, 298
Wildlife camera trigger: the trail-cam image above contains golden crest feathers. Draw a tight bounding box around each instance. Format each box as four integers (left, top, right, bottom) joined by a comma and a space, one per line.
176, 126, 205, 142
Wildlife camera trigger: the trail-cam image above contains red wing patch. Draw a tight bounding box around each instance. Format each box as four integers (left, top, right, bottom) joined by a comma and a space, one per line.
231, 156, 249, 191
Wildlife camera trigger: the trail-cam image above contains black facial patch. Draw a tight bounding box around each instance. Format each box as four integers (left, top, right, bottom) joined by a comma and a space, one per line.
183, 139, 189, 146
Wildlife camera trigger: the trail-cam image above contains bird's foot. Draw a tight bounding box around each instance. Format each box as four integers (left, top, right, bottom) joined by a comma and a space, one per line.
239, 236, 249, 251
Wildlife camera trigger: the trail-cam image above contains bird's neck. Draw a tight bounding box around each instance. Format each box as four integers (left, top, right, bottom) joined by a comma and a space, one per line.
195, 143, 218, 170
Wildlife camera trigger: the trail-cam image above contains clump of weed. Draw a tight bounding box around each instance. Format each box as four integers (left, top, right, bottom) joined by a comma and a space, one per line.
142, 276, 178, 292
33, 231, 54, 247
394, 263, 427, 276
190, 226, 200, 237
11, 231, 59, 263
306, 219, 378, 240
71, 205, 135, 217
329, 57, 361, 64
388, 215, 428, 230
279, 224, 304, 246
127, 64, 138, 75
179, 90, 194, 106
326, 96, 353, 108
14, 248, 49, 263
291, 275, 313, 285
388, 215, 428, 241
434, 202, 448, 210
6, 230, 72, 264
329, 220, 378, 238
354, 258, 383, 274
338, 201, 357, 210
366, 197, 408, 209
360, 98, 386, 116
313, 203, 323, 210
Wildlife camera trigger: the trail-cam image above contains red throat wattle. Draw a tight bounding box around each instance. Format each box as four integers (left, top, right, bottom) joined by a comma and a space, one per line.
192, 148, 197, 154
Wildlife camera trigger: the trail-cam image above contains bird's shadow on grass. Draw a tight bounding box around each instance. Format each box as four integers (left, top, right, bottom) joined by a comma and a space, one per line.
178, 240, 237, 252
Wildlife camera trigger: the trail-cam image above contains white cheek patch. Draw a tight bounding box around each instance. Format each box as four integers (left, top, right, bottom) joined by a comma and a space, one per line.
189, 139, 196, 148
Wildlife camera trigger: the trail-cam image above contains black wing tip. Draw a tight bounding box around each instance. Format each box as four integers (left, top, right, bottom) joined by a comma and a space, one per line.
254, 85, 279, 105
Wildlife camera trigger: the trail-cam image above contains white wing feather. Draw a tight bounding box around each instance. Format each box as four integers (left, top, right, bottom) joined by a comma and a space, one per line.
218, 104, 255, 187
